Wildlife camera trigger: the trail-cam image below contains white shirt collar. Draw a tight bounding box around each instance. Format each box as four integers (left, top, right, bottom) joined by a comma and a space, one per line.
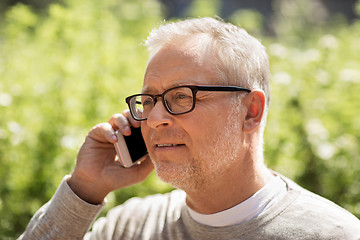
186, 175, 287, 227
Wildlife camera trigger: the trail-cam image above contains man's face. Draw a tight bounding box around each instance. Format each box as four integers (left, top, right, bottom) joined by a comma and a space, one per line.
141, 37, 247, 191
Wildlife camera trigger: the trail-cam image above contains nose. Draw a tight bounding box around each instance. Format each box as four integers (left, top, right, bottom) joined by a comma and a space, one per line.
145, 99, 173, 129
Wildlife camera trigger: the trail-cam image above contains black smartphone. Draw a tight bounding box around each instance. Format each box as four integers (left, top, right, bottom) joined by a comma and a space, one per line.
113, 127, 148, 168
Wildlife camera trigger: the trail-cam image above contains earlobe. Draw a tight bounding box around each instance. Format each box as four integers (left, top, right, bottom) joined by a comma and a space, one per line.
243, 90, 265, 133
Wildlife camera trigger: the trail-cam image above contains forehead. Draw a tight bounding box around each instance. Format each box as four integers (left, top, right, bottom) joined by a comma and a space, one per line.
142, 35, 219, 93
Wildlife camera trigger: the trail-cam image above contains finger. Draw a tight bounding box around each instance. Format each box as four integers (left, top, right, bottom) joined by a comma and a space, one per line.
131, 156, 154, 183
109, 155, 154, 190
139, 155, 154, 173
108, 113, 131, 136
122, 109, 141, 128
88, 122, 117, 143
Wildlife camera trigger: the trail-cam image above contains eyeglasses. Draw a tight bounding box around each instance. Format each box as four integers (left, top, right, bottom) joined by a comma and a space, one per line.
125, 85, 251, 121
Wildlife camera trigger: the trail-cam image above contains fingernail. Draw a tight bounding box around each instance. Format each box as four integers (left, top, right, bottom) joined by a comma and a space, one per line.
111, 134, 117, 141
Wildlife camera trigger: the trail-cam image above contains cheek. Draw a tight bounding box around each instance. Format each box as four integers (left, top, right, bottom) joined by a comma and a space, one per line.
184, 115, 226, 149
186, 107, 244, 151
141, 122, 151, 148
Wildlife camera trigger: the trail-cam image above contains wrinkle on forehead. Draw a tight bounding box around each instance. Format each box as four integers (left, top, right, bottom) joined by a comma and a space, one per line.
143, 34, 217, 93
150, 33, 213, 65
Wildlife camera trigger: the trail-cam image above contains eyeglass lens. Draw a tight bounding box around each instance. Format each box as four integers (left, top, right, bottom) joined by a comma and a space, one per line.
130, 86, 195, 120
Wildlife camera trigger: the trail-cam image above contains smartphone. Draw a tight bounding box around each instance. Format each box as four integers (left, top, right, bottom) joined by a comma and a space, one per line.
114, 127, 148, 168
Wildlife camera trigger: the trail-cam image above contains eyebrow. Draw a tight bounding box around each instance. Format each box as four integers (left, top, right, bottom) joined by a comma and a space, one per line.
141, 86, 152, 94
141, 86, 162, 95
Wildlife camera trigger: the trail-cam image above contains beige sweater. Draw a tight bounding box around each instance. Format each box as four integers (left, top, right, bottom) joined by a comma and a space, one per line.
19, 175, 360, 240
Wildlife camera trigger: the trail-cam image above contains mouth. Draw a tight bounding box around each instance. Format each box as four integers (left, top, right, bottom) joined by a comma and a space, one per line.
156, 144, 185, 148
151, 141, 187, 156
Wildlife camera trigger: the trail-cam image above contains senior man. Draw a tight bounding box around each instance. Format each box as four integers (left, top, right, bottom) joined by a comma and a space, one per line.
20, 17, 360, 239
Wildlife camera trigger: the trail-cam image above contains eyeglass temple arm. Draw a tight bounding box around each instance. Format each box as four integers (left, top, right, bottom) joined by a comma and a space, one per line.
196, 86, 251, 92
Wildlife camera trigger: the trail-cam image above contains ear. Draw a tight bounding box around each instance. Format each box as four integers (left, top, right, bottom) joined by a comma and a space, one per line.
243, 90, 266, 133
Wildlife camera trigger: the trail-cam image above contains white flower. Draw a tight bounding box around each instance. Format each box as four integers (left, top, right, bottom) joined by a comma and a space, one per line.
339, 69, 360, 83
269, 43, 288, 59
0, 93, 12, 107
318, 34, 339, 49
273, 72, 292, 85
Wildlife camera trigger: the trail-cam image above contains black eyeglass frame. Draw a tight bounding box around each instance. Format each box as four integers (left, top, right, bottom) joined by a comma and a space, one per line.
125, 85, 252, 121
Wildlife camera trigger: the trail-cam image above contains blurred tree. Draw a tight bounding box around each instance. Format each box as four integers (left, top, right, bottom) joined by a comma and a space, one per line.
0, 0, 171, 238
159, 0, 193, 19
0, 0, 360, 238
0, 0, 60, 14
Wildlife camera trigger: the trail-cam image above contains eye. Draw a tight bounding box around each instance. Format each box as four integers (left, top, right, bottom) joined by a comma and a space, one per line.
141, 97, 153, 106
172, 91, 193, 106
173, 88, 192, 99
175, 92, 190, 99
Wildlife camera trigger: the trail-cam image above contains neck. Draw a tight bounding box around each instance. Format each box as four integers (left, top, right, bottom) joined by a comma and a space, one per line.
185, 157, 274, 214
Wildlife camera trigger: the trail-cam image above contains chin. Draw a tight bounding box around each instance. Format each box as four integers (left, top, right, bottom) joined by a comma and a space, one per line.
154, 161, 205, 191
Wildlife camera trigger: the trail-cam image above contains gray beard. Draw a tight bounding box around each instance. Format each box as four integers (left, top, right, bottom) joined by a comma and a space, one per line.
153, 105, 244, 192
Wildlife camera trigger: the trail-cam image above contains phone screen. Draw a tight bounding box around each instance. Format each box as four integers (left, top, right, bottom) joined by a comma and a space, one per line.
123, 127, 147, 162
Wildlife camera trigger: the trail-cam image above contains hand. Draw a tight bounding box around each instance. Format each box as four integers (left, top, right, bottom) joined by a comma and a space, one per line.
68, 110, 154, 204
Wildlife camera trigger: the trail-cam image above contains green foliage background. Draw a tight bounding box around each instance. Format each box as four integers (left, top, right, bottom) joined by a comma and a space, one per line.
0, 0, 359, 238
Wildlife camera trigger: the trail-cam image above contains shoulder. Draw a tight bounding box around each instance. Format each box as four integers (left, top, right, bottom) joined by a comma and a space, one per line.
108, 190, 185, 226
119, 189, 186, 212
90, 190, 186, 239
282, 175, 357, 221
266, 174, 360, 239
108, 189, 186, 217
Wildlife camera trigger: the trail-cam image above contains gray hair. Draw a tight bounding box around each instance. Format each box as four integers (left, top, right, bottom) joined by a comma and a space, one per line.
144, 17, 271, 109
